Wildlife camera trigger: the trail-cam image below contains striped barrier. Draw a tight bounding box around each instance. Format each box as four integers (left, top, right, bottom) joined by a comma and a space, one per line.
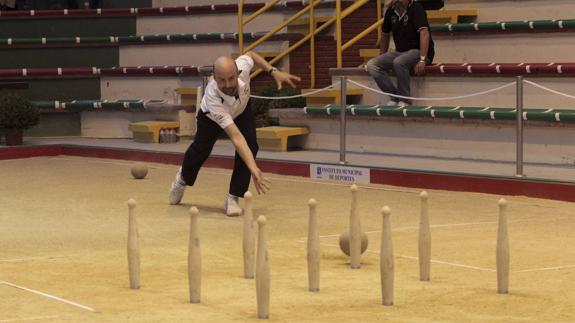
304, 105, 575, 122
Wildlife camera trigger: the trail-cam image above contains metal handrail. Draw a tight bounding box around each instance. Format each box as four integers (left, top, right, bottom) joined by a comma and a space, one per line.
342, 18, 384, 52
238, 0, 381, 83
242, 0, 322, 54
243, 0, 281, 25
249, 0, 373, 79
336, 0, 342, 68
309, 1, 316, 88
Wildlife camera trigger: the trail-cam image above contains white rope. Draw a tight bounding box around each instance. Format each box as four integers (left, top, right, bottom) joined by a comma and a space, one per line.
249, 82, 340, 100
524, 80, 575, 100
347, 79, 516, 101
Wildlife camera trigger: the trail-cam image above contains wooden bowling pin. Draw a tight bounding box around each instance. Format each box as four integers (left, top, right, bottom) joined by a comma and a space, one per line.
256, 216, 270, 319
307, 198, 320, 292
349, 184, 362, 269
243, 191, 255, 279
497, 198, 509, 294
188, 206, 201, 303
380, 206, 394, 306
127, 198, 140, 290
419, 191, 431, 281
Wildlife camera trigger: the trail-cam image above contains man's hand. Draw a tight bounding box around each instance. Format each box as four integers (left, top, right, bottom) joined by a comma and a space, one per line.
272, 70, 301, 90
414, 61, 426, 76
252, 168, 271, 194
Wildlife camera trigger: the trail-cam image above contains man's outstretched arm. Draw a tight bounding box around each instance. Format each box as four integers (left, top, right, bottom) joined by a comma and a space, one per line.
224, 123, 270, 194
243, 51, 301, 90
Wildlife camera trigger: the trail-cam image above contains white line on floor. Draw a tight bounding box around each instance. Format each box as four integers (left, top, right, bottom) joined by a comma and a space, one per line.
393, 254, 495, 272
0, 315, 60, 322
515, 264, 575, 273
0, 281, 96, 313
316, 242, 495, 272
0, 255, 73, 263
319, 241, 575, 274
298, 220, 499, 241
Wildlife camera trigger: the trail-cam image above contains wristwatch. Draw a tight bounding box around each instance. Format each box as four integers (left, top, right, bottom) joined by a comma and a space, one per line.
419, 55, 426, 63
267, 67, 279, 75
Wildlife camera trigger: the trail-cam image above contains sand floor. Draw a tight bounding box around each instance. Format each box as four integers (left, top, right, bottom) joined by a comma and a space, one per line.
1, 156, 574, 322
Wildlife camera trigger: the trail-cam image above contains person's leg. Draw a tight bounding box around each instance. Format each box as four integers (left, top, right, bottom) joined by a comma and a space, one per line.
392, 49, 421, 104
169, 110, 223, 205
228, 103, 258, 198
181, 110, 223, 186
366, 51, 402, 101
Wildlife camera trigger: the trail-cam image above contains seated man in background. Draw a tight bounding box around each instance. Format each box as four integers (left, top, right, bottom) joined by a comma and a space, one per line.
366, 0, 435, 107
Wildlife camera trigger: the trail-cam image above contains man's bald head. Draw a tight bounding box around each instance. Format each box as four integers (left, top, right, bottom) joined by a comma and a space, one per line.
214, 56, 238, 76
213, 56, 239, 96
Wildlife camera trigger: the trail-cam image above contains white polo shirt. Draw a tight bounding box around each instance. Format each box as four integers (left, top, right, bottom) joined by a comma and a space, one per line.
200, 55, 254, 129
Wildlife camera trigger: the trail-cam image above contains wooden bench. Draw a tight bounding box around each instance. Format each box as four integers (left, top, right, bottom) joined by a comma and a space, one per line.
301, 88, 364, 107
128, 121, 180, 143
256, 126, 309, 151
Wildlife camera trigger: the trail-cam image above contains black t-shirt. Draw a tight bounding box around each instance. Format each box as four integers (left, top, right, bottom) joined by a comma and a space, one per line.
382, 1, 435, 62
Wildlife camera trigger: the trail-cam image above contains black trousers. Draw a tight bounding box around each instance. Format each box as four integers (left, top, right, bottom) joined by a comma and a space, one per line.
181, 104, 259, 197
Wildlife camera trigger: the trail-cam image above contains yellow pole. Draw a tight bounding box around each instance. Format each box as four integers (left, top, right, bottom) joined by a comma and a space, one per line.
309, 0, 316, 88
238, 0, 244, 55
336, 0, 342, 68
342, 18, 384, 52
250, 16, 335, 79
377, 0, 382, 45
244, 0, 321, 54
244, 0, 281, 25
249, 0, 369, 78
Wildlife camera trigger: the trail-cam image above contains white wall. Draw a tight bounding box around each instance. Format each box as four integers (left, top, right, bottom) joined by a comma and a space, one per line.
137, 13, 287, 35
87, 77, 203, 138
119, 41, 288, 67
81, 111, 178, 138
433, 33, 575, 64
342, 75, 575, 109
446, 0, 575, 21
100, 77, 196, 101
278, 114, 575, 165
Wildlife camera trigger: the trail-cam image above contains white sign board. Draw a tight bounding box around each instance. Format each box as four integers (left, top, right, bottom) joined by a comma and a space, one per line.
310, 164, 371, 184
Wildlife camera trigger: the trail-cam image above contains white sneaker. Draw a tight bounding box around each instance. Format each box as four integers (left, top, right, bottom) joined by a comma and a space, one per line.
224, 194, 242, 217
397, 101, 409, 107
385, 100, 397, 106
168, 168, 186, 205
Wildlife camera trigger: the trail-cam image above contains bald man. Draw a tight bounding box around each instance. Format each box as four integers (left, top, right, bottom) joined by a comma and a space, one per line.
169, 52, 301, 216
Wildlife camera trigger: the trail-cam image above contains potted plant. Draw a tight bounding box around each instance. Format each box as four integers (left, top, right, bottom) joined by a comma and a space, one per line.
0, 91, 40, 146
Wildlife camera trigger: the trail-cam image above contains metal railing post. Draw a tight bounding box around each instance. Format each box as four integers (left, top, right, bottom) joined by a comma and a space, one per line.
238, 0, 244, 55
309, 0, 316, 88
336, 0, 342, 68
516, 76, 524, 177
339, 76, 347, 164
